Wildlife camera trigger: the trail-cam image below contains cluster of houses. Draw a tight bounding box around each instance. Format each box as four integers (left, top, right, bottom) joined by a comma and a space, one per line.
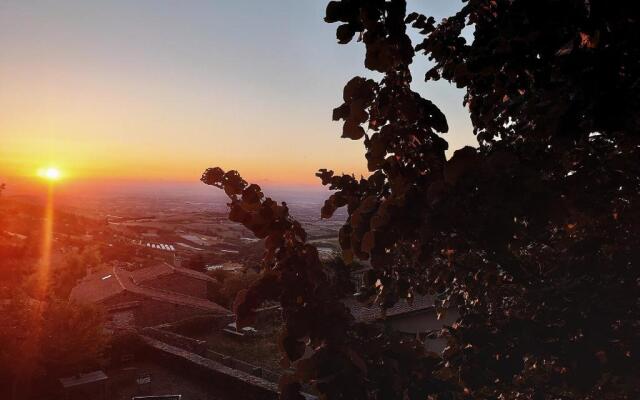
63, 253, 457, 399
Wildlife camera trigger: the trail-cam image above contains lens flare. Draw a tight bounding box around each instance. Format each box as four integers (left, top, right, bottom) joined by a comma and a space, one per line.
38, 167, 62, 181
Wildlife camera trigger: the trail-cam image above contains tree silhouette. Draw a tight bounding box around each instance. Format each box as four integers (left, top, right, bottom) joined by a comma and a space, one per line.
203, 1, 639, 399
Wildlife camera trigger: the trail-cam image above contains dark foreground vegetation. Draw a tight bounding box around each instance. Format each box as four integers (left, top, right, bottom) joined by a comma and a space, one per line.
202, 1, 640, 399
0, 187, 108, 399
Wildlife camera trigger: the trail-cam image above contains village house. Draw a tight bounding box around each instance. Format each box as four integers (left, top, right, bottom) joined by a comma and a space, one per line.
70, 262, 230, 330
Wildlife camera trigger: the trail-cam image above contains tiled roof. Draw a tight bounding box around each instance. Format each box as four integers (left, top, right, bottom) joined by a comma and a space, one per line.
129, 263, 173, 284
344, 294, 435, 323
115, 266, 230, 314
71, 263, 174, 303
70, 265, 124, 303
70, 262, 230, 315
171, 264, 215, 282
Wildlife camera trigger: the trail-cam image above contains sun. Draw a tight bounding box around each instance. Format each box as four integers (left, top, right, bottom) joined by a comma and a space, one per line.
38, 167, 63, 181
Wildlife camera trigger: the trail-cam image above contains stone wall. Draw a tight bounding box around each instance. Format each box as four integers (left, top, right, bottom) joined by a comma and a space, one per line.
140, 335, 283, 400
162, 314, 234, 336
204, 349, 281, 384
142, 326, 208, 355
141, 312, 318, 398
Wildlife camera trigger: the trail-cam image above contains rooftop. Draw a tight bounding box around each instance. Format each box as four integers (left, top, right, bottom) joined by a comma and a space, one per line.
345, 294, 435, 323
70, 262, 229, 315
129, 263, 174, 284
70, 264, 124, 303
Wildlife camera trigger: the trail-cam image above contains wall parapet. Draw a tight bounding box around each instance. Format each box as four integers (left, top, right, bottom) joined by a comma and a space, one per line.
140, 335, 316, 400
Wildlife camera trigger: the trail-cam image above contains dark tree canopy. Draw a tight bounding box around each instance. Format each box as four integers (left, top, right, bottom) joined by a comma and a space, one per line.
203, 1, 640, 399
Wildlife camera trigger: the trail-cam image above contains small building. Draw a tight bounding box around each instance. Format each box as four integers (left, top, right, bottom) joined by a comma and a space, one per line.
69, 263, 229, 329
346, 294, 459, 353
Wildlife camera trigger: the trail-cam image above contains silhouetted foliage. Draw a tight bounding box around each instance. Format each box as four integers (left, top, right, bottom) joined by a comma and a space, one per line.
203, 1, 640, 399
50, 246, 101, 299
206, 269, 260, 308
0, 189, 108, 398
208, 268, 232, 283
0, 296, 108, 399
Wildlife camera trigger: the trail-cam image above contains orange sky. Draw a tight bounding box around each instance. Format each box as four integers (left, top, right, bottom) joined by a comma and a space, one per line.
0, 61, 369, 185
0, 1, 475, 189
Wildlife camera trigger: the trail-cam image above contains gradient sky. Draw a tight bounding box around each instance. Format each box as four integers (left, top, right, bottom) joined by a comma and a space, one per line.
0, 0, 475, 188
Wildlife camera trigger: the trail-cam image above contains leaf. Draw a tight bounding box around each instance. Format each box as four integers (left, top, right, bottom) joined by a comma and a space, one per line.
555, 40, 574, 56
228, 203, 250, 223
339, 224, 352, 250
321, 193, 347, 219
444, 146, 478, 184
332, 103, 350, 121
346, 348, 368, 374
342, 249, 354, 264
337, 23, 356, 44
358, 195, 379, 213
349, 99, 369, 124
324, 1, 344, 23
279, 374, 305, 400
316, 168, 334, 185
361, 230, 376, 254
370, 204, 390, 230
342, 120, 366, 140
420, 98, 448, 133
232, 289, 257, 329
579, 31, 598, 49
366, 132, 388, 171
405, 12, 419, 24
343, 77, 376, 102
281, 335, 306, 362
426, 179, 446, 205
200, 167, 225, 186
241, 183, 263, 206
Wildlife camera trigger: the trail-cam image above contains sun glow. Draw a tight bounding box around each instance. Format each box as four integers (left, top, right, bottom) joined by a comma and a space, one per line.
38, 167, 62, 181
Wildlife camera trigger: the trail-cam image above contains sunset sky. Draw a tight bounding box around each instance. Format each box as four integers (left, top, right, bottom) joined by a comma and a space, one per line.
0, 0, 474, 190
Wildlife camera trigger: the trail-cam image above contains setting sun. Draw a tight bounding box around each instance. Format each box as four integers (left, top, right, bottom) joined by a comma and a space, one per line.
37, 167, 62, 181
